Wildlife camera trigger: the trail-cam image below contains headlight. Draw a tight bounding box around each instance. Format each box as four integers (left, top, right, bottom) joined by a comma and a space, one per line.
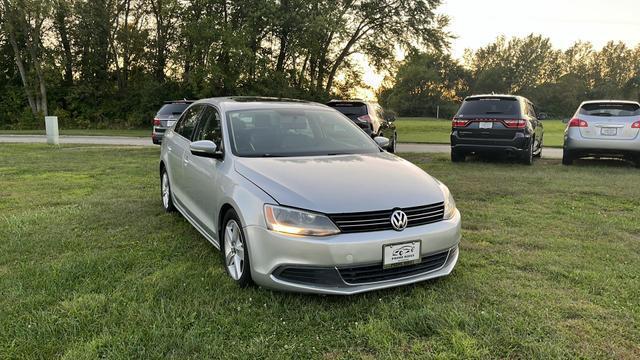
439, 184, 457, 220
264, 204, 340, 237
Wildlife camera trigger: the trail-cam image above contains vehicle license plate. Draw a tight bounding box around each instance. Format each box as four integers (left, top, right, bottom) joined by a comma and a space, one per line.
479, 122, 493, 129
383, 241, 421, 269
601, 127, 617, 136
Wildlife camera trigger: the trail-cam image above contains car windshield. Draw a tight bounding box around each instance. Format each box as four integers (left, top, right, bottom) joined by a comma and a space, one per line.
457, 97, 520, 116
579, 103, 640, 117
158, 103, 190, 116
227, 108, 380, 157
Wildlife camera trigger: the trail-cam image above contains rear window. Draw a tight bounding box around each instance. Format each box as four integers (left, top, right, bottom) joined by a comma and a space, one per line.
157, 103, 190, 116
457, 97, 520, 117
327, 102, 368, 117
579, 103, 640, 117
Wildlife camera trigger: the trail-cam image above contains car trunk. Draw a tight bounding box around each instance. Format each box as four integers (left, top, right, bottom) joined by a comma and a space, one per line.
576, 103, 640, 140
455, 116, 523, 140
455, 97, 524, 140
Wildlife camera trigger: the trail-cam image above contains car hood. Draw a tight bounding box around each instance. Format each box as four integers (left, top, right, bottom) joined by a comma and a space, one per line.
234, 152, 445, 214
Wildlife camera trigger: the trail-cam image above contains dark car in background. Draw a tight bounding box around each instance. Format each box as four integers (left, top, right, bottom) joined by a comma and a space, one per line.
326, 100, 398, 153
450, 95, 544, 165
152, 100, 194, 144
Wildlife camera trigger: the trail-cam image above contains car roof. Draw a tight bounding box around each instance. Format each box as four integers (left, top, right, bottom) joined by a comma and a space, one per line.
580, 100, 640, 105
194, 96, 330, 112
465, 94, 525, 101
163, 99, 195, 104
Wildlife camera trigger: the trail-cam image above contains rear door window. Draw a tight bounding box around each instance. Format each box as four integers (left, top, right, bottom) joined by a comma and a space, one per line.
579, 103, 640, 117
457, 97, 520, 117
174, 105, 202, 140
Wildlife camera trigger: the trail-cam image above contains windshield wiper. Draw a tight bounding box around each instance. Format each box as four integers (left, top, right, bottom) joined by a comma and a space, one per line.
485, 111, 505, 114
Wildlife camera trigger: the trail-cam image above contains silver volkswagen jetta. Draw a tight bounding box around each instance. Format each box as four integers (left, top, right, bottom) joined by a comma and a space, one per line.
159, 97, 461, 295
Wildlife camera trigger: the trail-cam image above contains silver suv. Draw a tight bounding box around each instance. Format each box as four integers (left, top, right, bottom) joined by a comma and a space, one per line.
152, 100, 193, 144
563, 100, 640, 167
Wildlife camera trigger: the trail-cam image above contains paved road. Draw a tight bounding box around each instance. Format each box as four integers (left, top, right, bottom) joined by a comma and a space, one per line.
0, 135, 563, 159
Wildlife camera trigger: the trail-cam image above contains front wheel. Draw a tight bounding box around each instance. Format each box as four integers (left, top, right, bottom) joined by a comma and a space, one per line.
387, 133, 397, 153
221, 209, 253, 287
160, 169, 176, 212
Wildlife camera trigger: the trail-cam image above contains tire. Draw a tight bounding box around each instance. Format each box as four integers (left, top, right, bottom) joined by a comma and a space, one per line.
388, 133, 397, 153
221, 209, 253, 287
521, 140, 534, 165
451, 149, 465, 163
634, 155, 640, 168
562, 149, 574, 166
160, 168, 176, 212
534, 137, 543, 158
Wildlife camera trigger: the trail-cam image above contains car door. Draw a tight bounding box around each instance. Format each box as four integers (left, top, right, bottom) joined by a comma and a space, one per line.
167, 104, 202, 206
181, 105, 225, 239
528, 102, 543, 148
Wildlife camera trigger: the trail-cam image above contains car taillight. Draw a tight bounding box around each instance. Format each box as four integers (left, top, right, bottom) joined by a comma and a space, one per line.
153, 118, 161, 126
452, 118, 469, 128
502, 119, 527, 128
632, 120, 640, 129
568, 118, 588, 128
357, 115, 372, 123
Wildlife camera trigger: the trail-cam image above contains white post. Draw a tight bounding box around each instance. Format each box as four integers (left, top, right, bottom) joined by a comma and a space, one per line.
45, 116, 59, 145
436, 105, 440, 119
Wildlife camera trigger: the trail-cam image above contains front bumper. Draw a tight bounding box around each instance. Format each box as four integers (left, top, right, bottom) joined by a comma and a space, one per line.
246, 210, 461, 295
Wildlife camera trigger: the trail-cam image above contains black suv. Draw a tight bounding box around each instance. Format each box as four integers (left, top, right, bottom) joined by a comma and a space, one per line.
450, 95, 544, 164
326, 100, 398, 153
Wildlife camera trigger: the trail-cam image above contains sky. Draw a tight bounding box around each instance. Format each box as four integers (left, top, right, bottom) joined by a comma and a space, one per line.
359, 0, 640, 98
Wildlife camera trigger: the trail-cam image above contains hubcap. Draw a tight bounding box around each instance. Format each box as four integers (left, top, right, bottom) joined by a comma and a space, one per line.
161, 173, 170, 208
224, 220, 245, 281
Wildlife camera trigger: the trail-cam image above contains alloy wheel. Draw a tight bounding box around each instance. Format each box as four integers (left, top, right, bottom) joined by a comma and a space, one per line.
161, 172, 170, 209
224, 220, 245, 280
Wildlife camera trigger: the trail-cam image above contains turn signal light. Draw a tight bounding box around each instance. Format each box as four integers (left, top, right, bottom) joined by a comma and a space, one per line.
568, 118, 588, 128
153, 118, 161, 126
452, 118, 469, 128
632, 120, 640, 129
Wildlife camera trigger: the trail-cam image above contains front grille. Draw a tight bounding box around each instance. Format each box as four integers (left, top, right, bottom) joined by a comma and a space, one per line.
338, 249, 451, 285
329, 202, 444, 234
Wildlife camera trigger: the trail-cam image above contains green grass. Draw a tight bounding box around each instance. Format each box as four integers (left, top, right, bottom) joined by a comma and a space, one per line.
397, 118, 566, 148
1, 144, 639, 359
0, 129, 149, 137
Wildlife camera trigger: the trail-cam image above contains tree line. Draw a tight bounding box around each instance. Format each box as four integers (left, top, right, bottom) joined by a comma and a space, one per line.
0, 0, 448, 129
1, 1, 639, 129
380, 35, 640, 119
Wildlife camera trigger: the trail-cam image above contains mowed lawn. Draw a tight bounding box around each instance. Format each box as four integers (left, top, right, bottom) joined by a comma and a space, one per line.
1, 144, 639, 359
396, 118, 566, 148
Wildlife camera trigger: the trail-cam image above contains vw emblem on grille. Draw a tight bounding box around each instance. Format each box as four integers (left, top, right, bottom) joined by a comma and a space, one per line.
390, 210, 408, 231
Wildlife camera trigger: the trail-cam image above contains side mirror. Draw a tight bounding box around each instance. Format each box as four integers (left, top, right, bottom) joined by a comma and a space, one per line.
190, 140, 223, 159
374, 136, 390, 149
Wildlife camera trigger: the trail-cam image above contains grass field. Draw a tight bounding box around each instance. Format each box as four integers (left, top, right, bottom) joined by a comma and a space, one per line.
1, 144, 639, 359
0, 129, 149, 137
396, 118, 566, 148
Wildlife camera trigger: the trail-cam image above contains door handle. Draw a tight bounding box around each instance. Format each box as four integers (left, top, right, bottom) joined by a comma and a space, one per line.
167, 145, 173, 152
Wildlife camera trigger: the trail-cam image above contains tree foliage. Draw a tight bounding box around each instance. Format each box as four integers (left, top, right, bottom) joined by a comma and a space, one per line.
0, 0, 448, 129
381, 35, 640, 118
